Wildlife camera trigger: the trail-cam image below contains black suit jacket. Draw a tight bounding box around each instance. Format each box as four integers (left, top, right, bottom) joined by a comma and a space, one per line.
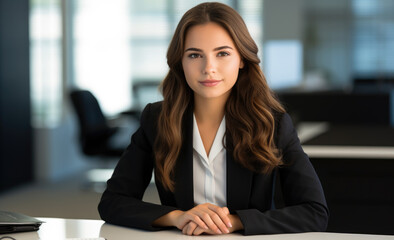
98, 102, 329, 235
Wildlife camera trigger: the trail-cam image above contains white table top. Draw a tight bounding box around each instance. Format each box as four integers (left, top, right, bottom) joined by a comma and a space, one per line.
1, 218, 394, 240
302, 145, 394, 159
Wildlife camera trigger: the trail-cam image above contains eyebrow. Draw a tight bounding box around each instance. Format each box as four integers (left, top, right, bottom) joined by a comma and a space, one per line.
184, 46, 233, 52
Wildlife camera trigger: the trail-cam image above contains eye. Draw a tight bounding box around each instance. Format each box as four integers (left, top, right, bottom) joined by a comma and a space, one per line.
217, 51, 230, 57
188, 53, 202, 59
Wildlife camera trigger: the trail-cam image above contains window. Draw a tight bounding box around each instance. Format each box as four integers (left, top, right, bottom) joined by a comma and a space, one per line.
30, 0, 62, 127
72, 0, 133, 116
303, 0, 394, 88
352, 0, 394, 75
30, 0, 264, 124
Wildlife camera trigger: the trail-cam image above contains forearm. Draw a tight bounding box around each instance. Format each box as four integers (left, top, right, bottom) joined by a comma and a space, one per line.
236, 202, 328, 235
152, 210, 183, 228
99, 189, 178, 231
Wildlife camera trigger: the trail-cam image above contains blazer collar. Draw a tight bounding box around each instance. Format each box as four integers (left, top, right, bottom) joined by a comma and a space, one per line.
173, 105, 253, 211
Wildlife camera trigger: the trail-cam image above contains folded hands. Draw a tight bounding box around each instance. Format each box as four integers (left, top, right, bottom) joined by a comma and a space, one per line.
153, 203, 243, 236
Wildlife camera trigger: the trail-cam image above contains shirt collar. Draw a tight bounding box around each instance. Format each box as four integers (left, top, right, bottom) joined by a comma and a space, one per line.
193, 114, 226, 163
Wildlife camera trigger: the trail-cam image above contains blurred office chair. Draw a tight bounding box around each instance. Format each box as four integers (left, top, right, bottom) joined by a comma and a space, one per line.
70, 89, 133, 191
69, 89, 126, 158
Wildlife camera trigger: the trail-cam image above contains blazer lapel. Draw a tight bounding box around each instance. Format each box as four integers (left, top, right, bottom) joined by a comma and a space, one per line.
172, 106, 254, 211
226, 136, 253, 211
173, 106, 195, 210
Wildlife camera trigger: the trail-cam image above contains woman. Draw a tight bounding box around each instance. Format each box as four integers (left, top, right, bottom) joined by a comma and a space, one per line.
98, 2, 328, 236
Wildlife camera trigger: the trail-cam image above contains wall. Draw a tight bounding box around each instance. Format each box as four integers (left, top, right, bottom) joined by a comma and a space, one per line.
263, 0, 304, 41
0, 0, 32, 192
33, 110, 94, 182
262, 0, 304, 88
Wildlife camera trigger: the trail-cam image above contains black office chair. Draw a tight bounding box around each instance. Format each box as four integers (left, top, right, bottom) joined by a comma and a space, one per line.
69, 89, 126, 158
69, 89, 137, 191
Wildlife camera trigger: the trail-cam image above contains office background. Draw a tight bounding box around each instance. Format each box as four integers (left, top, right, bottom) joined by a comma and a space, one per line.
1, 0, 393, 235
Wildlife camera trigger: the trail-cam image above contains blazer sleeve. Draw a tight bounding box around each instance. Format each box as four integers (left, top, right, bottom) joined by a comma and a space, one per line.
98, 103, 177, 231
236, 113, 329, 235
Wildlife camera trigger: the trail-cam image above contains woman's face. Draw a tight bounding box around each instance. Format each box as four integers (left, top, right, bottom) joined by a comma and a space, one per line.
182, 22, 243, 103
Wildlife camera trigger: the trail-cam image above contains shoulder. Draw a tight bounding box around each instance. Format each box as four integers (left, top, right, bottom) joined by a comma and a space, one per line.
138, 101, 163, 140
140, 101, 162, 123
273, 111, 300, 151
141, 101, 162, 115
274, 112, 294, 133
273, 112, 294, 130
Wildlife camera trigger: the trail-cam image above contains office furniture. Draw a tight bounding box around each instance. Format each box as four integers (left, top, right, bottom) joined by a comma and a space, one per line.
122, 80, 161, 119
278, 90, 394, 234
277, 90, 392, 125
353, 75, 394, 92
0, 0, 32, 193
1, 217, 394, 240
301, 125, 394, 235
132, 80, 161, 112
69, 89, 125, 158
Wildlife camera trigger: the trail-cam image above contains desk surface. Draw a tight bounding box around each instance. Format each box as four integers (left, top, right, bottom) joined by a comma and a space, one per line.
1, 218, 394, 240
297, 123, 394, 159
302, 125, 394, 147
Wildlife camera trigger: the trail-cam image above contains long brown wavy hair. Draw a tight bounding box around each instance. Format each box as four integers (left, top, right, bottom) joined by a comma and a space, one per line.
154, 2, 285, 192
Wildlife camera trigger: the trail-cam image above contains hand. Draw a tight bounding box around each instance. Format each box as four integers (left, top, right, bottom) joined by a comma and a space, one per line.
152, 203, 243, 235
182, 221, 216, 235
175, 203, 232, 234
182, 213, 244, 236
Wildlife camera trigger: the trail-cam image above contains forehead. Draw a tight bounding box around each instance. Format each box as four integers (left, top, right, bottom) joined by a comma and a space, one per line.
184, 22, 235, 49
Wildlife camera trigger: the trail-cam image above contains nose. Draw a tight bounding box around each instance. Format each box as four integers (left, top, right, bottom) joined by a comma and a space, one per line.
202, 56, 216, 74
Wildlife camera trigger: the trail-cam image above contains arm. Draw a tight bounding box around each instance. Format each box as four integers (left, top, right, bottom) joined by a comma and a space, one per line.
236, 113, 329, 235
98, 103, 177, 231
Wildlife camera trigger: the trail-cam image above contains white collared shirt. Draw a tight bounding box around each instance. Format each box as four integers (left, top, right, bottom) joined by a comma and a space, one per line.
193, 114, 227, 207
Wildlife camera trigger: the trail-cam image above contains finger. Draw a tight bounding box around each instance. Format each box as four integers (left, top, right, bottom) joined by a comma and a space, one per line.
189, 221, 198, 235
181, 224, 187, 235
186, 213, 209, 230
207, 211, 230, 234
183, 221, 198, 236
208, 205, 232, 229
182, 222, 191, 235
196, 209, 226, 234
196, 225, 219, 235
191, 204, 229, 234
192, 226, 206, 236
222, 207, 230, 215
222, 207, 232, 227
182, 224, 188, 235
177, 211, 207, 230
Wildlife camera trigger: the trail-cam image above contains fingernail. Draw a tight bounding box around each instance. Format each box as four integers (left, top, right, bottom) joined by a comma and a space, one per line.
228, 223, 233, 228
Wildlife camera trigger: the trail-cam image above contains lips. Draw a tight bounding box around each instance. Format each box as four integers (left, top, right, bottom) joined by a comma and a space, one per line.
199, 79, 222, 87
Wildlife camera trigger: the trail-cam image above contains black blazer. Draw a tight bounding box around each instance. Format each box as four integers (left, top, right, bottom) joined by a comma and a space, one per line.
98, 102, 329, 235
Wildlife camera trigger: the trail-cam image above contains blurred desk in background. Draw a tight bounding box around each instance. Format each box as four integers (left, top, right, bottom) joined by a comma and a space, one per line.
277, 90, 394, 126
300, 124, 394, 235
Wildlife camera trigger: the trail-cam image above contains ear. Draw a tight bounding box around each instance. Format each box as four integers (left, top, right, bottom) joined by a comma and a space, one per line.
239, 59, 245, 69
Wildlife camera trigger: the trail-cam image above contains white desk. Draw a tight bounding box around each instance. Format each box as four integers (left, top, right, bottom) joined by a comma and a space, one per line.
1, 218, 394, 240
302, 145, 394, 159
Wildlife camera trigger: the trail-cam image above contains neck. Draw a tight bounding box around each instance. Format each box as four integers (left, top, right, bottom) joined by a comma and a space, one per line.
194, 95, 227, 124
